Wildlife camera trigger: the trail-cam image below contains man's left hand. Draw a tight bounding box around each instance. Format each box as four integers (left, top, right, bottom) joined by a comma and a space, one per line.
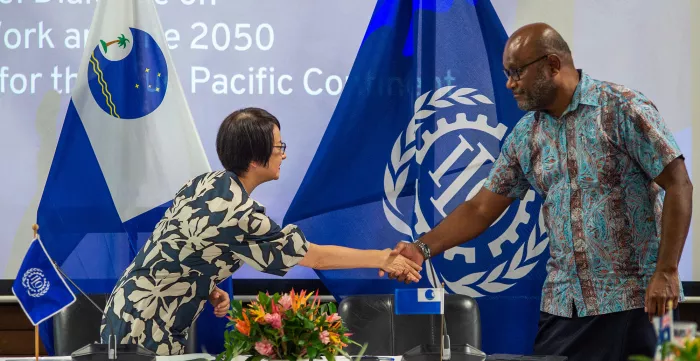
645, 269, 680, 320
209, 286, 230, 318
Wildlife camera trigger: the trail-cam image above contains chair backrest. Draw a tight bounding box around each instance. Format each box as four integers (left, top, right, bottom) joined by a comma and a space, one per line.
53, 293, 110, 356
52, 293, 198, 355
338, 294, 481, 356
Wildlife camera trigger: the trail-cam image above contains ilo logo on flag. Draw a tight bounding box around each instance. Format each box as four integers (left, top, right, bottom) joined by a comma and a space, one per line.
395, 288, 444, 315
22, 268, 50, 298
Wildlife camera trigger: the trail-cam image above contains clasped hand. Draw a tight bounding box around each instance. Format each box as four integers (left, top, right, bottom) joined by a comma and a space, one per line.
378, 242, 426, 283
377, 246, 423, 283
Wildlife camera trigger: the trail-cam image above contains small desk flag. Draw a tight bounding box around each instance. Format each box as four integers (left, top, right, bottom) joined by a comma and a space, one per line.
12, 238, 76, 326
395, 288, 444, 315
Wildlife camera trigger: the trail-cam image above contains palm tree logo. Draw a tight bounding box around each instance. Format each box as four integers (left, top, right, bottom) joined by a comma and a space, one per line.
100, 34, 130, 53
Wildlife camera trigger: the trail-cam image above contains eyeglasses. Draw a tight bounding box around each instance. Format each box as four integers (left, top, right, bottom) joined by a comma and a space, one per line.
273, 142, 286, 154
503, 54, 550, 81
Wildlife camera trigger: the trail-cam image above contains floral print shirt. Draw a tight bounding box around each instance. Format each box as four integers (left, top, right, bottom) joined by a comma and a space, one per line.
100, 171, 309, 355
483, 71, 683, 317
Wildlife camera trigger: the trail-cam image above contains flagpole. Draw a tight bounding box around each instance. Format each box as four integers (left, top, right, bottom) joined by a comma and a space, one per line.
33, 223, 39, 361
440, 282, 445, 361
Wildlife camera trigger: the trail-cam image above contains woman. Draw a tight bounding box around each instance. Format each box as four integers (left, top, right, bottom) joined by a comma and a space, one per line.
99, 107, 422, 356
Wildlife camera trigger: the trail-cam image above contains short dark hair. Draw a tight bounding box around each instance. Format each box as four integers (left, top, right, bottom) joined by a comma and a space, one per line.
216, 107, 281, 175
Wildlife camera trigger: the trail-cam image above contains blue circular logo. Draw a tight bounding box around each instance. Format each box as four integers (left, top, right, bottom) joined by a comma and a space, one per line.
87, 27, 168, 119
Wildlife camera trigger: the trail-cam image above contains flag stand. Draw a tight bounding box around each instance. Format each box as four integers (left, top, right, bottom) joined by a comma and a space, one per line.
33, 223, 40, 361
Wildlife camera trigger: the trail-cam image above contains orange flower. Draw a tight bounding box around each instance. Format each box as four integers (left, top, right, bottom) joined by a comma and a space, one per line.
235, 312, 251, 336
312, 289, 320, 307
329, 321, 342, 330
292, 289, 313, 312
328, 331, 341, 345
249, 303, 266, 323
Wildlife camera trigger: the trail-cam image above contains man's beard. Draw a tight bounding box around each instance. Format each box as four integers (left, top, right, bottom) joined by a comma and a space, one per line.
515, 70, 557, 111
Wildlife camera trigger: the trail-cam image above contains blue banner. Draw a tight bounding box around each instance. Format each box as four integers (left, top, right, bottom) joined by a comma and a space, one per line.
284, 0, 549, 354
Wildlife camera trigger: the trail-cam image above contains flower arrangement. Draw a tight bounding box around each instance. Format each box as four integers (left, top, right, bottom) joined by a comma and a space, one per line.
630, 339, 700, 361
216, 290, 364, 361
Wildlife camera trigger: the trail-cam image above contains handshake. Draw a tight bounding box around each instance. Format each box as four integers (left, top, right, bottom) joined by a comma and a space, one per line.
377, 241, 427, 284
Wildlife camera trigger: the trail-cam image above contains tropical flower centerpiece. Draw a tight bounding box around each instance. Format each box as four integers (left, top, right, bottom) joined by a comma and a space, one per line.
216, 290, 363, 361
630, 338, 700, 361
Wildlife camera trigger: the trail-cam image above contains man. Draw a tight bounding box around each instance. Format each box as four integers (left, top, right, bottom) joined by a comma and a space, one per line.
383, 23, 692, 360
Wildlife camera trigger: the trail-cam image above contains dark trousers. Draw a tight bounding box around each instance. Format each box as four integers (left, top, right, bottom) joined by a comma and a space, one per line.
532, 306, 657, 361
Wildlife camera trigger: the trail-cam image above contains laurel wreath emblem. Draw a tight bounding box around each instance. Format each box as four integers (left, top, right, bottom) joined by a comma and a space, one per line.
382, 86, 549, 297
22, 268, 50, 298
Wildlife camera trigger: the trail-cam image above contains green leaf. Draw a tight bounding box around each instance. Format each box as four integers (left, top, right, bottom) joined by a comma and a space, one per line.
258, 292, 271, 308
307, 347, 318, 360
245, 356, 259, 361
232, 301, 243, 316
351, 342, 368, 361
328, 303, 337, 314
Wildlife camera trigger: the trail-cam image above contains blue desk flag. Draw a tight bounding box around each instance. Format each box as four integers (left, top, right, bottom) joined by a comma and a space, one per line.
12, 238, 76, 326
395, 288, 444, 315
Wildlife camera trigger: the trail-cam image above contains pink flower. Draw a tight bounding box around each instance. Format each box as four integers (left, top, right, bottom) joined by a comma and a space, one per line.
254, 339, 275, 357
326, 313, 341, 323
264, 313, 282, 329
319, 330, 330, 345
279, 295, 292, 311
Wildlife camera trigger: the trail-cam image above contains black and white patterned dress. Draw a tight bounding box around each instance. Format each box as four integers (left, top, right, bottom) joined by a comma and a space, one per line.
100, 171, 309, 355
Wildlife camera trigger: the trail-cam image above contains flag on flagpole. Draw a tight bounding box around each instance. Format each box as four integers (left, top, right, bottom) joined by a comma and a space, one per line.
653, 303, 674, 361
12, 237, 76, 326
395, 288, 444, 315
284, 0, 549, 354
34, 0, 227, 354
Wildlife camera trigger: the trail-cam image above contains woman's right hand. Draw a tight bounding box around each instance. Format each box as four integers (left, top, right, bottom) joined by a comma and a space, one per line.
378, 249, 423, 283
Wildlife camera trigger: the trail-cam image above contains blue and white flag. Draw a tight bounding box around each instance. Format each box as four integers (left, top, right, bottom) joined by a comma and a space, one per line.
395, 288, 444, 315
653, 308, 674, 361
12, 238, 76, 326
284, 0, 549, 354
36, 0, 221, 354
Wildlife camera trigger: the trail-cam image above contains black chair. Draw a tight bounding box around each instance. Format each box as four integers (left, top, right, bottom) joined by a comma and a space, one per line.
338, 294, 481, 356
52, 293, 197, 355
